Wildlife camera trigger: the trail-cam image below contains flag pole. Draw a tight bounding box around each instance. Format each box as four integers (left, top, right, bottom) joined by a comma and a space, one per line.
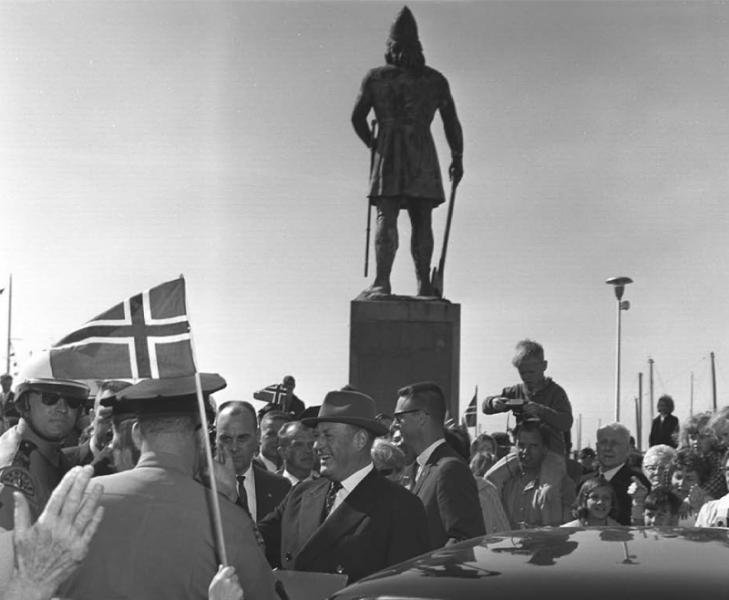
182, 275, 229, 566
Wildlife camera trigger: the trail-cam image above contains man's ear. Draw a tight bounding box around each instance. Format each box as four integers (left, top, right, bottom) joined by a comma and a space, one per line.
131, 420, 142, 450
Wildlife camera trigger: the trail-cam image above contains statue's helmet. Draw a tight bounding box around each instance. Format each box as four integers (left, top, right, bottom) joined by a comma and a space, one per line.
387, 6, 420, 47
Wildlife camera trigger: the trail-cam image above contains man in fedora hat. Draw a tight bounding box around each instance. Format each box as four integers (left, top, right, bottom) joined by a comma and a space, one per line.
59, 374, 276, 600
258, 389, 429, 584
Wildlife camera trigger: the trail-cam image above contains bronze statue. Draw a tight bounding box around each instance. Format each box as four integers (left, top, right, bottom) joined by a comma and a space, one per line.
352, 6, 464, 298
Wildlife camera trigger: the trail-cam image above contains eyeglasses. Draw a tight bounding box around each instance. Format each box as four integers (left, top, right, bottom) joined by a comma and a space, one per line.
393, 408, 424, 424
40, 392, 83, 410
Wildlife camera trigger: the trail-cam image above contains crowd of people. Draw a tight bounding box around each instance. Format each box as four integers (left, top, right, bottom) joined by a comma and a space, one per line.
0, 339, 729, 599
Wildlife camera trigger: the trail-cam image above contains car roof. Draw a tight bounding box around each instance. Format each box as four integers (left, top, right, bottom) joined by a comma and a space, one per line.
332, 527, 728, 599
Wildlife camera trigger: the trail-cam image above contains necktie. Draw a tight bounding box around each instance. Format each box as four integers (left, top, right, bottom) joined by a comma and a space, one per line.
322, 480, 343, 521
236, 475, 250, 514
409, 462, 420, 490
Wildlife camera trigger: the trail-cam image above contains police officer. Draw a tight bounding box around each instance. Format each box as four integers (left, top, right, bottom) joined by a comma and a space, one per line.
0, 378, 89, 529
59, 373, 277, 600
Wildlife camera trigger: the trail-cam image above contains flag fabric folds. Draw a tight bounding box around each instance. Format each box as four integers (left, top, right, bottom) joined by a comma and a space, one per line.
46, 277, 195, 381
463, 386, 478, 428
253, 383, 287, 406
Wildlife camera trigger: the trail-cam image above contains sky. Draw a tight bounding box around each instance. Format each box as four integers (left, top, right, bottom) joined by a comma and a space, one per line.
1, 0, 729, 449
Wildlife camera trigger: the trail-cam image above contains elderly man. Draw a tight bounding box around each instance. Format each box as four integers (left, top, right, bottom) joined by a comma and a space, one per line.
490, 420, 574, 529
394, 382, 484, 548
258, 389, 429, 584
215, 401, 290, 521
582, 422, 650, 525
59, 374, 276, 600
277, 421, 316, 485
0, 378, 92, 529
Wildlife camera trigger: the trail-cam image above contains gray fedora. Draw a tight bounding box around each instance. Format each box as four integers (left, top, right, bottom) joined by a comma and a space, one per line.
301, 390, 388, 437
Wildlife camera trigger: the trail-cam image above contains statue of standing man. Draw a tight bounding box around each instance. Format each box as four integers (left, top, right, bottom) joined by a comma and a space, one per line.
352, 6, 464, 298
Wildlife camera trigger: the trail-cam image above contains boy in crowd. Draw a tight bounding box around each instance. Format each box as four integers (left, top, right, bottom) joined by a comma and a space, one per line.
482, 340, 573, 492
643, 487, 682, 526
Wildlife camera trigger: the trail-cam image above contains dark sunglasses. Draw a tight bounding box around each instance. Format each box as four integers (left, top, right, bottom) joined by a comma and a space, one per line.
40, 392, 83, 410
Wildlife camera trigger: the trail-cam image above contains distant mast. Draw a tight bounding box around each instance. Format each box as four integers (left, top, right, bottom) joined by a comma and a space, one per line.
648, 357, 655, 421
5, 274, 11, 374
710, 351, 717, 411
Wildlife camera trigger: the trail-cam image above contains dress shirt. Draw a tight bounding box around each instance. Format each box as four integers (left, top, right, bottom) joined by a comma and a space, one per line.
282, 469, 313, 486
415, 439, 446, 481
327, 463, 374, 516
239, 465, 258, 521
258, 455, 278, 473
600, 464, 623, 482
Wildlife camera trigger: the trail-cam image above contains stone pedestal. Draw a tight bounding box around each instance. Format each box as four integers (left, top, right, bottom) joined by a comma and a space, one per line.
349, 299, 460, 419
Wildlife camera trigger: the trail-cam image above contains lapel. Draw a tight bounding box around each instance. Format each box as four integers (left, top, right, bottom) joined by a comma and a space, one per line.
295, 477, 330, 550
253, 462, 279, 513
295, 471, 377, 568
412, 441, 448, 496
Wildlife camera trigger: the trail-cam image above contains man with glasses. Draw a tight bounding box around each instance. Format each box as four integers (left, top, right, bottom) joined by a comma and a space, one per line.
0, 378, 90, 529
394, 381, 484, 549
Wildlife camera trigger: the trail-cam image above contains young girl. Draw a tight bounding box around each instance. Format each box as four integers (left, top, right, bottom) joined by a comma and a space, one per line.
562, 477, 621, 527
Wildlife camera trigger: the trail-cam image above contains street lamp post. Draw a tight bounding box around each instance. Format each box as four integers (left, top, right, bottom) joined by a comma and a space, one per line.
606, 276, 633, 422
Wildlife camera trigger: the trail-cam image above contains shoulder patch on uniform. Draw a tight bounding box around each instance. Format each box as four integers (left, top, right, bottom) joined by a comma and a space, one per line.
0, 466, 35, 496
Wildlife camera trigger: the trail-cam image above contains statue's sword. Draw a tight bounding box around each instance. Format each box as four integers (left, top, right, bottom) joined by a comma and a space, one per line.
364, 119, 377, 278
431, 179, 458, 298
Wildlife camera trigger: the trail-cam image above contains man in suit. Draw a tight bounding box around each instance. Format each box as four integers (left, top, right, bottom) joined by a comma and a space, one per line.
215, 401, 290, 521
394, 381, 485, 548
277, 421, 316, 486
649, 395, 680, 448
59, 374, 276, 600
583, 422, 651, 525
258, 389, 429, 584
255, 410, 291, 473
491, 420, 575, 528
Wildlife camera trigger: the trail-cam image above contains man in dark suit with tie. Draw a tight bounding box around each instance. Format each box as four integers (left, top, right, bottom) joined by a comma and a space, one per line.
215, 401, 290, 521
394, 381, 485, 549
258, 389, 429, 584
581, 422, 651, 525
649, 395, 680, 448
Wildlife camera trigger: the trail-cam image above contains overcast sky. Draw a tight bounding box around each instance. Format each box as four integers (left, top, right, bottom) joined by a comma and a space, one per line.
2, 0, 728, 448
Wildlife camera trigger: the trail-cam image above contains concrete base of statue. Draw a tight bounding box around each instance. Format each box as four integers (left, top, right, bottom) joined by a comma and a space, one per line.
349, 296, 460, 419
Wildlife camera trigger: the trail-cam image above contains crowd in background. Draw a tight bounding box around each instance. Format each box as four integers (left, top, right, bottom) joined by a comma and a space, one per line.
1, 340, 729, 600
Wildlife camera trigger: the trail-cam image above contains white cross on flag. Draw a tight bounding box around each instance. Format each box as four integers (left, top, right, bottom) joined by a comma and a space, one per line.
22, 277, 196, 381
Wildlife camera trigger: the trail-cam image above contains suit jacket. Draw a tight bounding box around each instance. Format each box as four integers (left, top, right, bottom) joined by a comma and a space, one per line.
581, 463, 651, 525
649, 414, 679, 448
252, 461, 291, 521
412, 442, 485, 549
258, 468, 430, 584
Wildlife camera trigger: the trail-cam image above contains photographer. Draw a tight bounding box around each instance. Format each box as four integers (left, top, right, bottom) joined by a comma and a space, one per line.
481, 340, 573, 494
481, 340, 572, 457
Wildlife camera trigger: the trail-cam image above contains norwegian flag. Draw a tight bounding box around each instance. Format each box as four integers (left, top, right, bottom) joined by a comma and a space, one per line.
253, 383, 287, 406
23, 277, 196, 381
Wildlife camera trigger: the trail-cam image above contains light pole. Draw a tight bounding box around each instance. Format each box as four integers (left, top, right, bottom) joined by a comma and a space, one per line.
606, 276, 633, 422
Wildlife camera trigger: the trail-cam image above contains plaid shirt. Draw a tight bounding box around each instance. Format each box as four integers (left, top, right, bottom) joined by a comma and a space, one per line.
702, 448, 728, 499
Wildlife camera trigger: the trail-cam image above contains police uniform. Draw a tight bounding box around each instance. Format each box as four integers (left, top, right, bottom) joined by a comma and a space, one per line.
0, 378, 90, 530
59, 373, 277, 600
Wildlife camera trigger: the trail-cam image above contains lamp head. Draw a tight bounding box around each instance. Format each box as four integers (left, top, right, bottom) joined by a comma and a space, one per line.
606, 276, 633, 301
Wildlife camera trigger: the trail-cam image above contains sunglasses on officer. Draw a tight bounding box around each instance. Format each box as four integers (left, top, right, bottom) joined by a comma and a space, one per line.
39, 392, 83, 410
